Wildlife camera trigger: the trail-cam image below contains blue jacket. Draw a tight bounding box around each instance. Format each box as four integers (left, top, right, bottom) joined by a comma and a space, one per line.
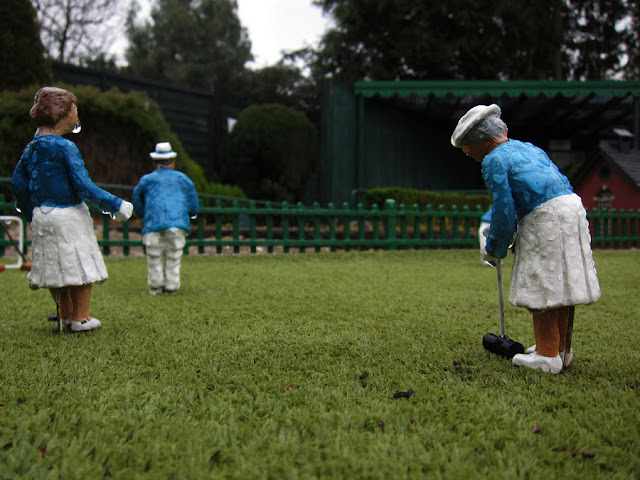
12, 134, 123, 222
132, 167, 198, 234
482, 140, 573, 259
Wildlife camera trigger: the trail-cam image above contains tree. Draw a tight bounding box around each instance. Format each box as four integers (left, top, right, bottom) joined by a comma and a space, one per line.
125, 0, 252, 98
219, 104, 319, 202
31, 0, 124, 65
310, 0, 635, 81
0, 0, 51, 90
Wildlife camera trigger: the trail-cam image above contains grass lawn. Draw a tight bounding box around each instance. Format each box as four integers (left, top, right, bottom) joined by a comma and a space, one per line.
0, 249, 639, 479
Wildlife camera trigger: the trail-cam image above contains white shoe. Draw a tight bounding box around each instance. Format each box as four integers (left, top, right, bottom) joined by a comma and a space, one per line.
69, 318, 101, 332
512, 352, 563, 374
149, 288, 164, 295
525, 345, 573, 368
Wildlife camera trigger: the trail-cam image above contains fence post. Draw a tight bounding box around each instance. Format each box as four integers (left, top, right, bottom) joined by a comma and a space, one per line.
413, 204, 421, 241
343, 202, 351, 252
215, 199, 222, 255
451, 205, 459, 246
297, 202, 305, 253
232, 199, 240, 254
425, 204, 434, 246
399, 203, 407, 249
197, 215, 205, 255
372, 203, 380, 251
266, 201, 273, 254
282, 201, 290, 254
357, 203, 365, 249
385, 199, 397, 251
328, 202, 336, 252
250, 200, 257, 254
103, 214, 110, 256
313, 202, 321, 253
123, 219, 130, 257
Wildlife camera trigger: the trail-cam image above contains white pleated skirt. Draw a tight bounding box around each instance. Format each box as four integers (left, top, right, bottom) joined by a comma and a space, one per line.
509, 194, 601, 311
28, 203, 108, 289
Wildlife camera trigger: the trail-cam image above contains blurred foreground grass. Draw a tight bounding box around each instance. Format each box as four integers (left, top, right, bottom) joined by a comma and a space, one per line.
0, 250, 638, 479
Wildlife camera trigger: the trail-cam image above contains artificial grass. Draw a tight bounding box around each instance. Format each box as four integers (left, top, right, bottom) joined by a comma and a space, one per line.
0, 249, 638, 479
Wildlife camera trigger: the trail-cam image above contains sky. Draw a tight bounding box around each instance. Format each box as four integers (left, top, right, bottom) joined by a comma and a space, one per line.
111, 0, 333, 68
238, 0, 333, 68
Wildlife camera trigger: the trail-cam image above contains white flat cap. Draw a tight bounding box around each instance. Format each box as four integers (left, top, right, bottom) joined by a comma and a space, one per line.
150, 142, 177, 160
450, 104, 502, 147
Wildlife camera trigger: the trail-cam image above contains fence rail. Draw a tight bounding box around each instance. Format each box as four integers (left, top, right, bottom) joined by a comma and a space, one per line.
1, 200, 639, 259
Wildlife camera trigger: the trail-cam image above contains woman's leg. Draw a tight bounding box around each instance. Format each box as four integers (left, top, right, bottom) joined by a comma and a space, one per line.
49, 287, 73, 319
69, 284, 92, 322
532, 309, 561, 357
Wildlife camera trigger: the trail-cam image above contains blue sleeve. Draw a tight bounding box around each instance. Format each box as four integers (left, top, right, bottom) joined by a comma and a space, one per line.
132, 180, 145, 218
186, 178, 199, 216
65, 143, 122, 213
11, 157, 34, 222
483, 157, 517, 259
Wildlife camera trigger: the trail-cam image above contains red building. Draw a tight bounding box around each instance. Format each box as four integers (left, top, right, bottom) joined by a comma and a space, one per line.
573, 131, 640, 212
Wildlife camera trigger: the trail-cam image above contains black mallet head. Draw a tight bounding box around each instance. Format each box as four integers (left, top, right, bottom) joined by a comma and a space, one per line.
483, 333, 525, 358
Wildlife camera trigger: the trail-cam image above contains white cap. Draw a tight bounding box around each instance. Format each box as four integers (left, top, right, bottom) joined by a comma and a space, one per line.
451, 104, 501, 147
150, 142, 177, 160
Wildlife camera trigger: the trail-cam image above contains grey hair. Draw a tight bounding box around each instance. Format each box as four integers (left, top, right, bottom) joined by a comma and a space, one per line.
462, 116, 508, 145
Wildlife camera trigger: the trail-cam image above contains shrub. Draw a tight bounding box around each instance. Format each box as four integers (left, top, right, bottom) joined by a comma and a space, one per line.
219, 104, 319, 202
0, 84, 208, 199
363, 187, 491, 212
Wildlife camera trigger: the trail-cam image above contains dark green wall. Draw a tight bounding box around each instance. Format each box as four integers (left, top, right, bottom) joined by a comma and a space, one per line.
321, 80, 484, 205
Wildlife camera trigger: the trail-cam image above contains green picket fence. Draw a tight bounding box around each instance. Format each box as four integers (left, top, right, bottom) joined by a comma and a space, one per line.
1, 199, 639, 258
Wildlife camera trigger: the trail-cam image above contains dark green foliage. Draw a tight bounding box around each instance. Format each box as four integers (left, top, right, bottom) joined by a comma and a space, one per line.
125, 0, 252, 99
220, 104, 319, 202
0, 85, 207, 193
0, 0, 51, 90
363, 187, 492, 211
310, 0, 637, 81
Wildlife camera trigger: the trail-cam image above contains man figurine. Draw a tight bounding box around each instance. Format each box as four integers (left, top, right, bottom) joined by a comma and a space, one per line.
132, 142, 198, 295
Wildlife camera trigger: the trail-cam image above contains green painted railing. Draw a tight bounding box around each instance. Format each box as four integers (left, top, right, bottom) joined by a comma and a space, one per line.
2, 200, 639, 258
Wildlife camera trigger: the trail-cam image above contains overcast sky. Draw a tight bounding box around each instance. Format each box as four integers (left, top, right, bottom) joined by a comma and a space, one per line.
238, 0, 333, 68
111, 0, 333, 68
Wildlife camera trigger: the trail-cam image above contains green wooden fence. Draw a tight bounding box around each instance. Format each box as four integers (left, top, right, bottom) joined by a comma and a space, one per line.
2, 199, 639, 259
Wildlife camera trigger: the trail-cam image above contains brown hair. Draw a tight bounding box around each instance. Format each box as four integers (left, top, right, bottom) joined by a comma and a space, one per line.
29, 87, 78, 128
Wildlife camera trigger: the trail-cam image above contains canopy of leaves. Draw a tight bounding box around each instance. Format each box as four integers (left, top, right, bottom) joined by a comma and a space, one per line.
311, 0, 637, 81
219, 104, 319, 202
0, 0, 51, 90
0, 85, 207, 195
125, 0, 252, 98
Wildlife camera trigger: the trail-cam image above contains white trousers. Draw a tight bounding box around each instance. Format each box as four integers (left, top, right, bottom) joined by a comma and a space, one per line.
142, 228, 187, 292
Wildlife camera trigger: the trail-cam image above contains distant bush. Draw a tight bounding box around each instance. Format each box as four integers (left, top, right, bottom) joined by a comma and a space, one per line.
200, 182, 247, 206
219, 104, 319, 203
0, 84, 207, 198
363, 187, 491, 212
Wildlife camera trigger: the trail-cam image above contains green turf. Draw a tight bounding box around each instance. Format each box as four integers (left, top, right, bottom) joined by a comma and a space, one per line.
1, 250, 638, 479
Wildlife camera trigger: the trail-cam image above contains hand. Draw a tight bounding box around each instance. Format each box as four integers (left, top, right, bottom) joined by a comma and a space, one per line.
482, 252, 499, 267
482, 225, 491, 238
113, 200, 133, 221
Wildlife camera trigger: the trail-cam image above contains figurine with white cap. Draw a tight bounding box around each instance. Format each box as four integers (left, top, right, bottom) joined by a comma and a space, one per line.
132, 142, 198, 295
451, 104, 601, 374
12, 87, 134, 332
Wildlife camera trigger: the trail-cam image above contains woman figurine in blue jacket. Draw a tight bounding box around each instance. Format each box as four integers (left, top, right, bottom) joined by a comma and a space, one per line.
132, 142, 198, 295
12, 87, 133, 332
451, 104, 601, 374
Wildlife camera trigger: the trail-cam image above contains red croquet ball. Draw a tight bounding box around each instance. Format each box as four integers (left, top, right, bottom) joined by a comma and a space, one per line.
0, 264, 5, 272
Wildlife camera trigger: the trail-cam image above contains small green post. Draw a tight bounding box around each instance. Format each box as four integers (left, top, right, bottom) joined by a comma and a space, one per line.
385, 199, 397, 251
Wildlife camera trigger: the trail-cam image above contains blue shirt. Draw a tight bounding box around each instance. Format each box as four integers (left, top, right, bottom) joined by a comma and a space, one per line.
132, 167, 199, 234
482, 140, 573, 259
12, 134, 123, 222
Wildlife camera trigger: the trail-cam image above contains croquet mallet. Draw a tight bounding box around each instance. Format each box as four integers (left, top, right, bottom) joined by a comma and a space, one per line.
482, 258, 525, 358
